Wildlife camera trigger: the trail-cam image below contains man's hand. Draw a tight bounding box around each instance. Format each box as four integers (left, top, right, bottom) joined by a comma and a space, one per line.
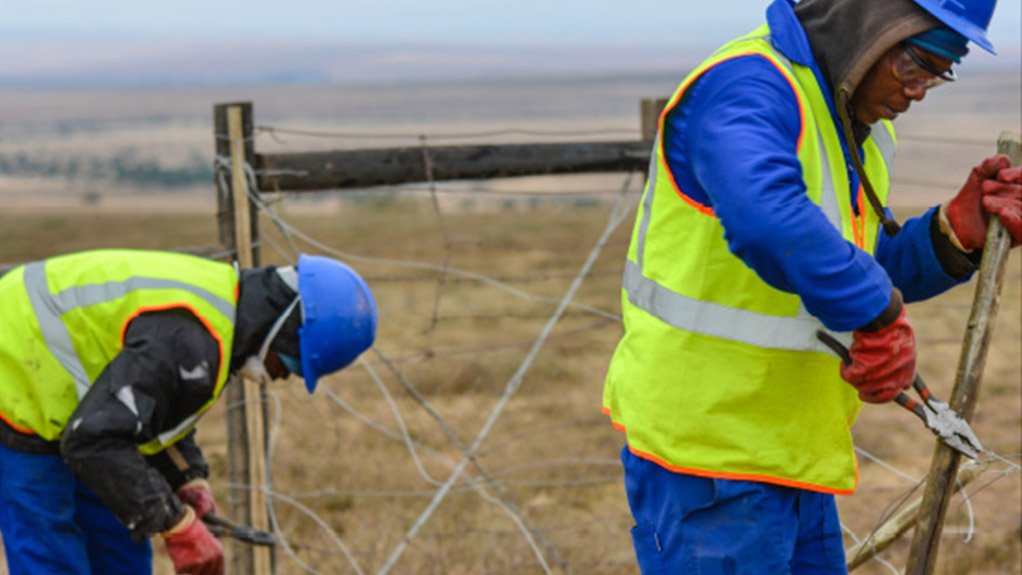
177, 479, 218, 519
945, 154, 1021, 251
163, 506, 224, 575
840, 292, 916, 404
982, 164, 1022, 246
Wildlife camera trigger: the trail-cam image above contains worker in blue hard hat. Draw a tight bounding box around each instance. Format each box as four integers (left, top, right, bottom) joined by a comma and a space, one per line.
0, 249, 377, 575
603, 0, 1020, 572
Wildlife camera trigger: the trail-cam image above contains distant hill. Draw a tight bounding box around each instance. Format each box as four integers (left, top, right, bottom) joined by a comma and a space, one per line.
0, 40, 707, 89
2, 39, 1018, 89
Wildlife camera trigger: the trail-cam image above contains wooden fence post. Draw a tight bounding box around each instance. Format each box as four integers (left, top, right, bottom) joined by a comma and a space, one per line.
846, 465, 981, 570
213, 101, 275, 574
904, 131, 1021, 573
640, 98, 667, 187
640, 97, 668, 143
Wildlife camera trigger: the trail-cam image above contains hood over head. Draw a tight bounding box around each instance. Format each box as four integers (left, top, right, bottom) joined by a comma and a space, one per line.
231, 266, 301, 371
794, 0, 944, 99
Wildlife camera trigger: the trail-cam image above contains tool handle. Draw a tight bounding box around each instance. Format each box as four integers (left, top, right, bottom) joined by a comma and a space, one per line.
815, 330, 851, 364
910, 374, 932, 401
201, 514, 229, 535
819, 330, 932, 419
895, 390, 928, 421
202, 515, 277, 547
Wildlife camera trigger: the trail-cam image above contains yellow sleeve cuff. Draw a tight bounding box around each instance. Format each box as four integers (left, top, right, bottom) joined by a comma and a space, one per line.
162, 505, 196, 537
939, 203, 972, 253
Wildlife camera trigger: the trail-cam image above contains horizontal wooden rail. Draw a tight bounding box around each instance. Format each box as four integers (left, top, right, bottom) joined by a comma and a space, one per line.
256, 140, 652, 192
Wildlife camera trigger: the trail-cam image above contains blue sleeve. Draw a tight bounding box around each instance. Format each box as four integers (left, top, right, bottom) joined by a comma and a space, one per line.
664, 56, 891, 331
875, 206, 972, 302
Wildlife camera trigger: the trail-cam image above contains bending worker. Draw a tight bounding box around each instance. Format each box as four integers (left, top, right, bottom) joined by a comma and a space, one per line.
0, 249, 377, 575
603, 0, 1021, 572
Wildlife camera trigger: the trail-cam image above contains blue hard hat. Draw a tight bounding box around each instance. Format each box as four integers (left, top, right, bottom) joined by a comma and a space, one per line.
911, 0, 997, 54
296, 254, 377, 393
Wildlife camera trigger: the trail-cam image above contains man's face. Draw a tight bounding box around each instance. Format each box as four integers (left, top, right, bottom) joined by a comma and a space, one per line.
265, 350, 291, 380
851, 43, 953, 124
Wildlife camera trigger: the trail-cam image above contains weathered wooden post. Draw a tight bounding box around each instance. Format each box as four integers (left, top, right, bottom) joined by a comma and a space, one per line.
213, 101, 274, 574
845, 465, 980, 570
904, 131, 1020, 574
640, 98, 667, 189
640, 97, 668, 143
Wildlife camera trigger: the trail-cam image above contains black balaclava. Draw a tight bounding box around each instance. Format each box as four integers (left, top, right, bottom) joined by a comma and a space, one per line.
230, 266, 301, 372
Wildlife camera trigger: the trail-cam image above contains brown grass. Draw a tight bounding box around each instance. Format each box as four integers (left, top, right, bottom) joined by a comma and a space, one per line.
0, 196, 1018, 574
0, 70, 1018, 575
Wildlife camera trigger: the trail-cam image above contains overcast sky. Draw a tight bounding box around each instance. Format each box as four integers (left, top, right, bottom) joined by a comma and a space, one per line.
1, 0, 1018, 86
2, 0, 1018, 48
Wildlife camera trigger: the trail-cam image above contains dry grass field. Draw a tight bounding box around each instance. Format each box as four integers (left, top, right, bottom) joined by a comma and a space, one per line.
0, 196, 1018, 574
0, 72, 1019, 574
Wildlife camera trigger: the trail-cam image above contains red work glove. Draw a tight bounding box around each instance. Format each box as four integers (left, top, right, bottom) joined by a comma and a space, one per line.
945, 154, 1019, 251
163, 506, 224, 575
840, 291, 916, 404
176, 479, 218, 519
982, 165, 1022, 246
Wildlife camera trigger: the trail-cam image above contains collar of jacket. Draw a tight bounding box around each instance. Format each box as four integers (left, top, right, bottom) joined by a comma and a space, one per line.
230, 266, 299, 372
765, 1, 867, 146
769, 0, 901, 147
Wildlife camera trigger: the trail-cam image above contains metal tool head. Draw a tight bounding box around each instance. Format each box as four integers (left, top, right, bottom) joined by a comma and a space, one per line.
918, 398, 985, 459
228, 523, 278, 547
203, 515, 278, 547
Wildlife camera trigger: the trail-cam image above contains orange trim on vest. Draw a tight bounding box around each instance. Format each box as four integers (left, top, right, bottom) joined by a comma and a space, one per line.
602, 406, 859, 495
656, 51, 807, 217
852, 187, 867, 249
120, 303, 227, 385
601, 405, 626, 432
0, 410, 36, 435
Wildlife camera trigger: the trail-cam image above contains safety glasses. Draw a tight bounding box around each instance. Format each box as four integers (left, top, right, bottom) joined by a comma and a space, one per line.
891, 43, 956, 90
278, 353, 303, 376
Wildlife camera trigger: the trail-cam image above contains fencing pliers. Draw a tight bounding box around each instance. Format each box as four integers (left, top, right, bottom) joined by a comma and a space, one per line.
816, 330, 985, 460
203, 514, 278, 547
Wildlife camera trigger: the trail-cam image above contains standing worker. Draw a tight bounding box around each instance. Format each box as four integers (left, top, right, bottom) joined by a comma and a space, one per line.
603, 0, 1021, 572
0, 249, 377, 575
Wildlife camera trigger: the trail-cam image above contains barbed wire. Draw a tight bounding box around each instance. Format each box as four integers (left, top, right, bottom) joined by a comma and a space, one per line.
256, 125, 640, 143
419, 136, 453, 334
255, 123, 991, 147
2, 126, 1007, 573
214, 153, 646, 572
207, 145, 1022, 573
216, 153, 626, 324
361, 351, 563, 572
1, 90, 1016, 574
376, 172, 639, 574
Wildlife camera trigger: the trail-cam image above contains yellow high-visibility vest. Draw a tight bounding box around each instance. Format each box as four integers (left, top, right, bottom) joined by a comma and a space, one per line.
603, 25, 895, 494
0, 249, 237, 454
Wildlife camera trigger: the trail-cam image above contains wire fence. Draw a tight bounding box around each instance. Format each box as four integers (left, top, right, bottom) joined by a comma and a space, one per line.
202, 121, 1022, 574
0, 121, 1019, 575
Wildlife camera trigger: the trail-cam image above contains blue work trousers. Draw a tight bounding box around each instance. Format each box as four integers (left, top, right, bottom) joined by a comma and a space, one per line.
622, 446, 847, 575
0, 442, 152, 575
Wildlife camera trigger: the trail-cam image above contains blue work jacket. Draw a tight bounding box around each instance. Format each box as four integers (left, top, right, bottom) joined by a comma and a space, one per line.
663, 0, 970, 331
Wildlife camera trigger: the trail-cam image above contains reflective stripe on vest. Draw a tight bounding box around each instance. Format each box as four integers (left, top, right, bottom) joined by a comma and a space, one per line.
0, 250, 237, 447
604, 24, 896, 494
23, 261, 235, 400
626, 48, 894, 354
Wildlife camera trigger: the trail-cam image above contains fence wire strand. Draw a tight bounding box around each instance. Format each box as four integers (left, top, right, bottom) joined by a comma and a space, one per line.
202, 129, 1022, 573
